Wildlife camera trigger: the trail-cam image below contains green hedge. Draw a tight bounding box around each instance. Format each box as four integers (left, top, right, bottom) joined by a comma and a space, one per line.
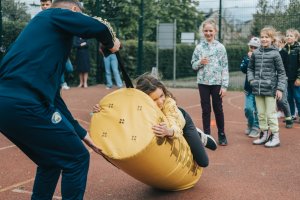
226, 44, 248, 72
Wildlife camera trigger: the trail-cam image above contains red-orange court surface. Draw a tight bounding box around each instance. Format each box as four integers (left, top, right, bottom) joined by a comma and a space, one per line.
0, 85, 299, 200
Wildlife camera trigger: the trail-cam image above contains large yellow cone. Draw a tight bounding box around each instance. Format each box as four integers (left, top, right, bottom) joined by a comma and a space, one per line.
90, 88, 202, 191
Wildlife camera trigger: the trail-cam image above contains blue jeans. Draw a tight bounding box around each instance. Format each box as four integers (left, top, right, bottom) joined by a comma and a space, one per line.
244, 92, 259, 129
104, 54, 123, 88
61, 58, 74, 84
287, 81, 300, 117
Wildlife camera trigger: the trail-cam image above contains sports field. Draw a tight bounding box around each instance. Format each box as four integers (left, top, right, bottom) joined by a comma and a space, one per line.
1, 85, 299, 200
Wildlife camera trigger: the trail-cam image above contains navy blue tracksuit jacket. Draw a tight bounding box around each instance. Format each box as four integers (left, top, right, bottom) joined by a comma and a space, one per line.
0, 8, 115, 200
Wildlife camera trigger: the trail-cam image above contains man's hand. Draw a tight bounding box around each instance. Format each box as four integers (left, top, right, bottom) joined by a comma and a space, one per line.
109, 38, 121, 53
83, 133, 104, 156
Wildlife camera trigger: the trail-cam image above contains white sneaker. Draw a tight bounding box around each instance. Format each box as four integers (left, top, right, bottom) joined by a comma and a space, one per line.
248, 128, 260, 138
245, 128, 251, 135
196, 128, 217, 151
265, 132, 280, 148
253, 131, 268, 145
61, 83, 70, 90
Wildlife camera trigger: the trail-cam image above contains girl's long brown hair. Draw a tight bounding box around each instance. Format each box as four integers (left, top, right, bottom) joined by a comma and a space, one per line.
136, 75, 175, 100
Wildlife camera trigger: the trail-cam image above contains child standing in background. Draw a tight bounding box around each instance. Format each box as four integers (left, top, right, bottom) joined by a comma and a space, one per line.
274, 33, 293, 128
283, 29, 300, 123
40, 0, 52, 10
191, 19, 229, 146
247, 27, 286, 148
240, 37, 260, 138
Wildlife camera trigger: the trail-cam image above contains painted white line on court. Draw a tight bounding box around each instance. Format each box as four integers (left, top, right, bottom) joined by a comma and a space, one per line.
12, 188, 62, 200
184, 94, 243, 111
0, 145, 16, 151
227, 94, 244, 110
0, 178, 34, 193
185, 104, 200, 109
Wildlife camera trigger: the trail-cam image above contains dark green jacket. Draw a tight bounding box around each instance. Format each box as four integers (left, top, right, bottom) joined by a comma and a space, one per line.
283, 42, 300, 81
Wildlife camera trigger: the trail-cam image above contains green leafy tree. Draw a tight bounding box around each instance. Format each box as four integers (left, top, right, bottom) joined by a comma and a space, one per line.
155, 0, 203, 41
251, 0, 300, 36
82, 0, 204, 41
2, 0, 31, 52
2, 0, 30, 21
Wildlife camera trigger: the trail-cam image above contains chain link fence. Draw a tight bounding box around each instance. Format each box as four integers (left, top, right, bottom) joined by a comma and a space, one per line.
172, 0, 300, 90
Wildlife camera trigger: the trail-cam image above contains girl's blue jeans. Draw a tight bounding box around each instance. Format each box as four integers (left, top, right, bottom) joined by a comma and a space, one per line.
244, 92, 259, 129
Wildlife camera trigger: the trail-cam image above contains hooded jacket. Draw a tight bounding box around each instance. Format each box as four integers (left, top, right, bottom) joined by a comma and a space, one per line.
247, 45, 286, 97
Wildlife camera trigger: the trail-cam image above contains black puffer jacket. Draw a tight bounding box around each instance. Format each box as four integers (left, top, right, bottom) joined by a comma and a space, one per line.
247, 45, 286, 97
283, 42, 300, 81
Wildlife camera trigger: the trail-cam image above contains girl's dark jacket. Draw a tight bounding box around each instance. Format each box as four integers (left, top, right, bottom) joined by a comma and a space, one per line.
247, 45, 286, 97
283, 42, 300, 81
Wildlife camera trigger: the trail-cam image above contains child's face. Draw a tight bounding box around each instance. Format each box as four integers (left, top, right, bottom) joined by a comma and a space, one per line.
260, 32, 272, 48
274, 37, 284, 49
41, 1, 52, 10
149, 88, 166, 110
248, 45, 258, 52
286, 32, 297, 45
203, 24, 216, 42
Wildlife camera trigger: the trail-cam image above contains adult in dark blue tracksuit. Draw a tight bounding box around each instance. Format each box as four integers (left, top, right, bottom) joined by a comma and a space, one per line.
0, 0, 120, 199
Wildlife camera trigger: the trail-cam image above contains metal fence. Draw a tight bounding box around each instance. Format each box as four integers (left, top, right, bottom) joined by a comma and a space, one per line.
18, 0, 300, 90
187, 0, 300, 90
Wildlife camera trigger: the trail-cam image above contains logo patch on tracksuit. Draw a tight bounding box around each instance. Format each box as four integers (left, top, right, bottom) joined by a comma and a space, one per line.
51, 111, 62, 124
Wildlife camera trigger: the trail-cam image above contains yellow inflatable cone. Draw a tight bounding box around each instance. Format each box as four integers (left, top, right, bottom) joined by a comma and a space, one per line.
90, 88, 202, 191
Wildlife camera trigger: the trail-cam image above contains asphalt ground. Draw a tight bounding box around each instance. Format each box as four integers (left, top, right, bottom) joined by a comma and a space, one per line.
1, 85, 299, 200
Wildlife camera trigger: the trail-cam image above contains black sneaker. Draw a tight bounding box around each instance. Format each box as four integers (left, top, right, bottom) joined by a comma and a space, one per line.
218, 133, 228, 146
283, 116, 297, 122
196, 128, 217, 151
285, 119, 293, 128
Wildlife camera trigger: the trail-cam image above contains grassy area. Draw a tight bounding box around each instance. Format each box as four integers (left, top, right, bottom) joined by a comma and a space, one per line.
163, 71, 244, 91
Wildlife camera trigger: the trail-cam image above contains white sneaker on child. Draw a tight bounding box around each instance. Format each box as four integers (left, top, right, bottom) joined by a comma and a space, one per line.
196, 128, 217, 151
61, 82, 70, 90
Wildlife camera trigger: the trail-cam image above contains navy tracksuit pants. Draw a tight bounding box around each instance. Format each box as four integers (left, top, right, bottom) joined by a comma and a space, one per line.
0, 97, 89, 200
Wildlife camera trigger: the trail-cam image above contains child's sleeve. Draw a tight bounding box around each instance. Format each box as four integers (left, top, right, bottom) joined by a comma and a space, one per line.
247, 53, 255, 82
240, 56, 249, 74
221, 45, 229, 89
274, 53, 286, 92
191, 45, 203, 71
162, 98, 184, 138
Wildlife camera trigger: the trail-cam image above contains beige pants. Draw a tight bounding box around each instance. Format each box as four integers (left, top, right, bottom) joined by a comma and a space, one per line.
255, 96, 279, 133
